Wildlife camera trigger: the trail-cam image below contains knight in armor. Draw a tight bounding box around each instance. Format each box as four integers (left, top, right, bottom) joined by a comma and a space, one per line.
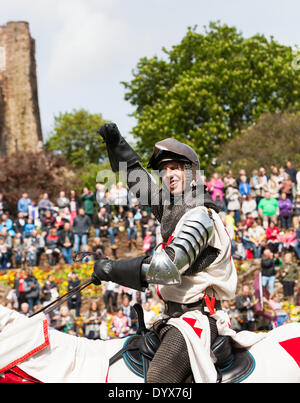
92, 123, 237, 383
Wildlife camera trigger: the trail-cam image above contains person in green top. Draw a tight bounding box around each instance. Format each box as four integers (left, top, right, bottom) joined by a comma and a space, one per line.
279, 253, 299, 304
274, 252, 282, 269
81, 187, 96, 220
258, 192, 279, 229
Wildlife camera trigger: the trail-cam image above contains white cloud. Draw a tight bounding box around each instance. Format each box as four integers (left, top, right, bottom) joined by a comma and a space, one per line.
46, 0, 132, 87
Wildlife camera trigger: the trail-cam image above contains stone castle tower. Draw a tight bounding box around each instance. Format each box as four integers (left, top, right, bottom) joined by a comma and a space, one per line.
0, 21, 43, 157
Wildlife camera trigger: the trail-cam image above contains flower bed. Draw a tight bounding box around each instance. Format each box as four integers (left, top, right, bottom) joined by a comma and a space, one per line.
282, 302, 300, 323
234, 259, 251, 274
0, 261, 101, 298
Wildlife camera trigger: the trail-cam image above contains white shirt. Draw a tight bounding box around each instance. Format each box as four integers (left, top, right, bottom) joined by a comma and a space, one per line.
241, 199, 258, 218
248, 226, 265, 243
143, 309, 157, 329
103, 281, 119, 293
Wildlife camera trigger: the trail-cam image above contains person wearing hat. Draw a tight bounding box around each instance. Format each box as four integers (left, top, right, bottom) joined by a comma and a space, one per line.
92, 123, 237, 383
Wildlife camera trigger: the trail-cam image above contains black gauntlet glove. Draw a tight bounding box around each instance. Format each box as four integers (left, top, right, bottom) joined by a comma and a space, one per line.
91, 258, 111, 286
98, 123, 121, 145
92, 256, 149, 291
97, 122, 141, 173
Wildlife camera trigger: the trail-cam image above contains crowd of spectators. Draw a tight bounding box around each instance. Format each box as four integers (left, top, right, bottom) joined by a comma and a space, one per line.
206, 162, 300, 264
1, 160, 300, 337
4, 267, 163, 340
0, 184, 161, 271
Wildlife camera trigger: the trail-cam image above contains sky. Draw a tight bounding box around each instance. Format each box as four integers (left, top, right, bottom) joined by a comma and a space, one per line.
1, 0, 299, 144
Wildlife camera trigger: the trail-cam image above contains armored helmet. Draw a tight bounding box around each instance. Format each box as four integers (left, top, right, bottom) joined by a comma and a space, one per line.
147, 138, 200, 171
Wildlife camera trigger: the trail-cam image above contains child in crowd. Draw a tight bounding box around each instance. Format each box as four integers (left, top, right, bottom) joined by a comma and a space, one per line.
112, 308, 130, 338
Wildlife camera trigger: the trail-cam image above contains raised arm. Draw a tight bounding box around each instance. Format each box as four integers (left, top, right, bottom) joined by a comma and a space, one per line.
98, 123, 141, 173
98, 123, 161, 215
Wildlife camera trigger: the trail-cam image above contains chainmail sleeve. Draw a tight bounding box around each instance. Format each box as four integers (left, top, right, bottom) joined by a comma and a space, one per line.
126, 163, 163, 222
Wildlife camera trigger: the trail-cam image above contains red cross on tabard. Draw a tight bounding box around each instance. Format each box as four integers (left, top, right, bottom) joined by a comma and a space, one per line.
182, 317, 203, 338
279, 337, 300, 368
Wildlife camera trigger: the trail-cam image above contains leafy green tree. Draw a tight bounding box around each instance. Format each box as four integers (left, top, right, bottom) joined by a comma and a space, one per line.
46, 109, 108, 168
78, 160, 111, 191
122, 22, 300, 171
215, 112, 300, 177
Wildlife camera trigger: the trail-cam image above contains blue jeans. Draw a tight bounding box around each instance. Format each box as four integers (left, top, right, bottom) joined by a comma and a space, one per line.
127, 227, 137, 240
27, 297, 41, 313
61, 247, 73, 264
27, 251, 38, 266
0, 253, 8, 270
280, 215, 292, 229
231, 240, 236, 255
95, 228, 115, 245
234, 210, 240, 224
74, 234, 88, 253
262, 275, 275, 294
243, 239, 261, 258
253, 245, 262, 258
295, 240, 300, 259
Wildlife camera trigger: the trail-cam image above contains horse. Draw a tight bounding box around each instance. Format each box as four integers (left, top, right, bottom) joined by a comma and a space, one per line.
0, 304, 299, 383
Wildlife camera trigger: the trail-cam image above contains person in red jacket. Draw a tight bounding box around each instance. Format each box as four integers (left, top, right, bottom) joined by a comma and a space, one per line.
242, 212, 254, 229
266, 221, 280, 253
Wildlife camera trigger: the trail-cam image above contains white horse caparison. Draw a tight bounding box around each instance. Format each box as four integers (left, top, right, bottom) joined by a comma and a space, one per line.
0, 305, 299, 383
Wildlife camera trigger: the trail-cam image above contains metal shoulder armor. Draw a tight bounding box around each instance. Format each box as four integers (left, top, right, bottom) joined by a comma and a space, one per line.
142, 207, 214, 285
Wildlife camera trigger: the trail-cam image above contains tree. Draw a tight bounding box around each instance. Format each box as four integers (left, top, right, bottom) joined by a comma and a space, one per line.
78, 160, 111, 191
46, 109, 108, 169
122, 22, 300, 171
215, 112, 300, 177
0, 151, 80, 216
